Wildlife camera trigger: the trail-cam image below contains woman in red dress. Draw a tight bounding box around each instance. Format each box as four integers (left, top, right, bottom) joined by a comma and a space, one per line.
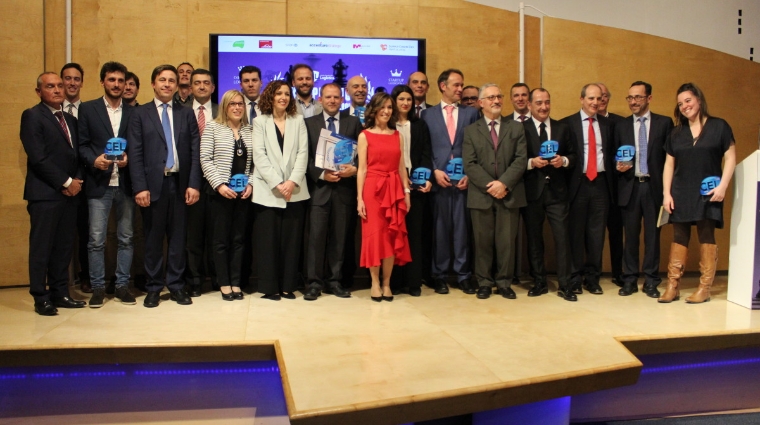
357, 93, 412, 302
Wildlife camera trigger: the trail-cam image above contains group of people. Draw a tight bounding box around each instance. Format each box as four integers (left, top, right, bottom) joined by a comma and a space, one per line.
20, 59, 735, 316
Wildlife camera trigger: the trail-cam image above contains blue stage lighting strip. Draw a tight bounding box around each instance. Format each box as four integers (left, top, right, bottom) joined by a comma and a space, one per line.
0, 364, 279, 380
641, 357, 760, 374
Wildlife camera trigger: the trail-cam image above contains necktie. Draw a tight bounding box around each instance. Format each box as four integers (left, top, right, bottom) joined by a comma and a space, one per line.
197, 105, 206, 137
519, 115, 526, 122
327, 116, 336, 133
54, 111, 73, 148
539, 122, 548, 142
489, 121, 499, 174
162, 104, 175, 169
586, 117, 597, 181
444, 105, 456, 145
66, 104, 74, 116
250, 101, 257, 123
416, 105, 422, 118
638, 116, 648, 175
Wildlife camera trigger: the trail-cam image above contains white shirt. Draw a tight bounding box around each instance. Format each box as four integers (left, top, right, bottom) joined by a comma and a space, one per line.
633, 110, 652, 177
193, 99, 213, 127
245, 97, 261, 122
154, 98, 179, 172
512, 111, 531, 122
63, 99, 81, 119
526, 117, 569, 170
580, 109, 605, 173
397, 120, 412, 172
414, 102, 427, 118
103, 96, 123, 186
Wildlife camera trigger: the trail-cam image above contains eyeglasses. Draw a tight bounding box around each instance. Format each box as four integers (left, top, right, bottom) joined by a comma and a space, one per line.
482, 94, 504, 102
625, 95, 647, 102
228, 102, 245, 108
461, 96, 478, 103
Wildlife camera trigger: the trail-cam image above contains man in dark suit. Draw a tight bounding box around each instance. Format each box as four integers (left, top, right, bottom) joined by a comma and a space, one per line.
184, 68, 218, 297
20, 72, 86, 315
303, 83, 363, 300
422, 69, 479, 294
127, 64, 201, 308
615, 81, 674, 297
408, 71, 432, 118
561, 83, 616, 296
463, 84, 527, 299
522, 88, 577, 301
78, 61, 136, 308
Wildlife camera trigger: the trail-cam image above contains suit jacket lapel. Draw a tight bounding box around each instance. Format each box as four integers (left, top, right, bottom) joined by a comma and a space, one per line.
172, 105, 183, 146
282, 117, 295, 163
266, 116, 284, 168
41, 105, 71, 147
147, 102, 166, 143
573, 113, 584, 157
497, 116, 510, 147
95, 101, 115, 138
477, 119, 491, 147
525, 119, 541, 154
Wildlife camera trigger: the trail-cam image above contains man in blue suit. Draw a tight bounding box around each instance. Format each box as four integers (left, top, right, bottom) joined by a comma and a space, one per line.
127, 64, 201, 308
422, 69, 479, 294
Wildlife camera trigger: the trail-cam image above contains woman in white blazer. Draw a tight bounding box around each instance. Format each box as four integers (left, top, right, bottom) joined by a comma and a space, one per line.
252, 80, 310, 300
200, 89, 254, 301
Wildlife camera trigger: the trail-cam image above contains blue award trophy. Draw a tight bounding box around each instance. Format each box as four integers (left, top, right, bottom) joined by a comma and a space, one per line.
353, 106, 366, 125
410, 167, 431, 190
332, 137, 356, 168
700, 176, 721, 201
229, 174, 249, 194
105, 137, 127, 161
446, 158, 465, 184
615, 145, 636, 166
539, 140, 559, 159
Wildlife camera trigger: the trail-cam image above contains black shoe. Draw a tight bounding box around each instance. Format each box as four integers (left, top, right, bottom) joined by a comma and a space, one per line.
144, 291, 161, 308
303, 286, 321, 301
612, 276, 624, 287
434, 279, 449, 294
114, 287, 136, 305
170, 289, 193, 305
232, 289, 244, 300
34, 300, 57, 316
643, 284, 661, 298
459, 280, 476, 295
262, 293, 281, 301
382, 295, 394, 302
618, 281, 638, 296
89, 289, 105, 308
584, 281, 603, 295
527, 283, 548, 297
391, 287, 405, 295
476, 286, 491, 299
557, 285, 578, 302
189, 285, 202, 298
572, 284, 583, 294
280, 291, 296, 300
105, 277, 116, 295
371, 295, 382, 302
325, 282, 351, 298
499, 286, 516, 299
408, 287, 422, 297
221, 291, 234, 301
53, 296, 86, 308
80, 280, 93, 294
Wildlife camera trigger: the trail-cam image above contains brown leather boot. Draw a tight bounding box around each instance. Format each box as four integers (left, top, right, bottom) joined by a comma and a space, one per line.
658, 243, 688, 303
686, 243, 717, 304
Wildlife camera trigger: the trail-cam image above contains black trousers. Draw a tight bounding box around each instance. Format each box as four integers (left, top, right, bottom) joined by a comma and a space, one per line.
607, 202, 624, 280
254, 201, 306, 294
523, 188, 571, 286
569, 174, 609, 285
621, 180, 661, 287
185, 182, 215, 286
27, 198, 78, 302
210, 194, 250, 288
306, 195, 355, 289
392, 190, 432, 290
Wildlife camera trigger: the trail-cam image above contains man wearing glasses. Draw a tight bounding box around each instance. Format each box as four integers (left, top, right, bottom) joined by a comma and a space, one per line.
461, 85, 481, 116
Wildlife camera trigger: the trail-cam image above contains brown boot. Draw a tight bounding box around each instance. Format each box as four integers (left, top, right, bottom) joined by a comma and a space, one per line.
658, 243, 688, 303
686, 243, 717, 304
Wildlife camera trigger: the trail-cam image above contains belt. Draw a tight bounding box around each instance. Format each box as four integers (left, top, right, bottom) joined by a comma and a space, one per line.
636, 176, 650, 182
164, 170, 178, 177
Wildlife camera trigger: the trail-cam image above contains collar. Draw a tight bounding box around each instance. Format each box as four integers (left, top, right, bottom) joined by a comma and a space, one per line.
193, 99, 212, 110
440, 101, 457, 109
634, 109, 652, 121
323, 111, 339, 122
102, 96, 123, 110
580, 109, 597, 121
154, 98, 172, 108
63, 99, 81, 108
531, 116, 549, 128
45, 103, 63, 114
297, 97, 314, 107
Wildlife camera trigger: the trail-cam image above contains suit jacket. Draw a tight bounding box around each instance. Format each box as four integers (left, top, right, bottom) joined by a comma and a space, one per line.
126, 100, 201, 202
615, 112, 674, 208
305, 113, 362, 207
200, 122, 254, 190
251, 114, 310, 208
408, 117, 434, 176
462, 117, 527, 209
560, 112, 616, 201
523, 118, 577, 202
20, 103, 82, 201
78, 98, 134, 198
422, 104, 479, 187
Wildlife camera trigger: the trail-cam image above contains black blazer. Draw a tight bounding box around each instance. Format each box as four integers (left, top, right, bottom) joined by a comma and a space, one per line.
305, 113, 363, 206
408, 116, 434, 176
523, 118, 577, 203
560, 112, 616, 202
127, 100, 201, 202
78, 98, 134, 197
615, 112, 674, 208
20, 103, 82, 201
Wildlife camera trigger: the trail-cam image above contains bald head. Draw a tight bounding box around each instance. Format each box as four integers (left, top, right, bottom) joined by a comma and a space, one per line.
407, 71, 429, 105
347, 75, 368, 108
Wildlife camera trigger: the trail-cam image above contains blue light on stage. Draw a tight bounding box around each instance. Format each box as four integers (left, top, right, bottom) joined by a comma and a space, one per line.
0, 362, 279, 381
641, 357, 760, 374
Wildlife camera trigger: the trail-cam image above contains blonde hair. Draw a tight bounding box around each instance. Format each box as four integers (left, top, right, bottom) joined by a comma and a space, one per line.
215, 89, 248, 126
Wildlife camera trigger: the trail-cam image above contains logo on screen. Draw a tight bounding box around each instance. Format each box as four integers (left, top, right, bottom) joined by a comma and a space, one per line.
380, 44, 388, 51
259, 40, 273, 48
353, 44, 362, 49
314, 70, 320, 79
232, 40, 245, 48
390, 69, 403, 77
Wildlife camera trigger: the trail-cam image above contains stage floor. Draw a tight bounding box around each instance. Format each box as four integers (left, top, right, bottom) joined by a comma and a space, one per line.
2, 276, 760, 424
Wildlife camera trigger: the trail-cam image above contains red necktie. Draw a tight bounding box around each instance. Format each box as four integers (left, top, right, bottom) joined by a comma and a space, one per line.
54, 111, 73, 148
198, 105, 206, 136
586, 117, 597, 181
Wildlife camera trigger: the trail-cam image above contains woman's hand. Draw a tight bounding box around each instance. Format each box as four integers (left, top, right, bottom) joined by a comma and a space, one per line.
277, 180, 296, 201
241, 184, 252, 199
218, 184, 238, 199
418, 181, 432, 193
357, 199, 367, 220
708, 184, 728, 202
663, 193, 674, 214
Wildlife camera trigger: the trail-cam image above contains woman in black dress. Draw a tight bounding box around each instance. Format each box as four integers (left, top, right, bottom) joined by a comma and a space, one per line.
659, 83, 736, 304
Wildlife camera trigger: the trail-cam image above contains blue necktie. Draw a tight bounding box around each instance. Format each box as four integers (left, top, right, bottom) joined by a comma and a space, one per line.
162, 104, 175, 169
327, 116, 336, 133
638, 116, 648, 174
250, 101, 257, 123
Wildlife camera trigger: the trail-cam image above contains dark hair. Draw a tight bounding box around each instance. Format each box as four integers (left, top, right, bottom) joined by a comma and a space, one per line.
258, 80, 297, 116
238, 65, 261, 81
511, 82, 530, 92
528, 87, 550, 102
673, 82, 711, 131
151, 64, 178, 82
630, 80, 652, 96
462, 85, 478, 92
60, 63, 84, 79
290, 64, 314, 83
437, 69, 464, 92
177, 62, 194, 70
390, 85, 415, 120
320, 83, 342, 96
191, 68, 215, 85
99, 61, 127, 81
125, 71, 140, 88
363, 92, 398, 130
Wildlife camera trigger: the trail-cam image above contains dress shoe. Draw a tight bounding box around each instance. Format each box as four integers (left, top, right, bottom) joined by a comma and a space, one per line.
434, 279, 449, 294
618, 281, 638, 296
612, 276, 623, 288
261, 294, 281, 301
221, 292, 234, 301
189, 285, 202, 298
459, 280, 476, 295
642, 284, 660, 298
408, 287, 422, 297
89, 289, 105, 308
34, 300, 57, 316
53, 296, 86, 308
584, 281, 603, 295
572, 284, 583, 294
280, 291, 296, 300
325, 282, 351, 298
382, 295, 394, 302
114, 287, 136, 305
557, 285, 578, 302
476, 286, 491, 299
232, 289, 244, 300
303, 286, 321, 301
499, 286, 517, 299
143, 291, 161, 308
170, 289, 193, 305
527, 283, 548, 297
371, 295, 382, 302
80, 280, 93, 294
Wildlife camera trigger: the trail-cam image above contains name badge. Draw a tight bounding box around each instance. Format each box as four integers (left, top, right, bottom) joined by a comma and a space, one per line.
104, 137, 127, 160
539, 140, 559, 159
229, 174, 249, 193
700, 176, 721, 196
446, 158, 465, 183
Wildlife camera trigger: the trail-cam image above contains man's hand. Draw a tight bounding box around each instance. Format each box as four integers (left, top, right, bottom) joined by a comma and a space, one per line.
135, 190, 150, 207
94, 154, 112, 171
486, 180, 507, 199
616, 161, 632, 172
532, 157, 549, 169
337, 164, 357, 178
549, 155, 564, 168
417, 181, 432, 193
323, 171, 341, 182
63, 178, 83, 196
186, 188, 200, 205
434, 169, 452, 188
116, 152, 128, 168
456, 175, 468, 190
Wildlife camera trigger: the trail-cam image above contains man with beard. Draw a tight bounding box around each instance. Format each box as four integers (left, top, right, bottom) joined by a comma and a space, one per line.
340, 75, 368, 121
173, 62, 194, 107
291, 63, 322, 117
123, 72, 140, 106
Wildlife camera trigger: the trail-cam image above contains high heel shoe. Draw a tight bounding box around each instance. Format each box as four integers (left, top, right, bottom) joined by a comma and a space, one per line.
231, 288, 244, 300
220, 286, 234, 301
382, 295, 394, 302
371, 296, 382, 302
